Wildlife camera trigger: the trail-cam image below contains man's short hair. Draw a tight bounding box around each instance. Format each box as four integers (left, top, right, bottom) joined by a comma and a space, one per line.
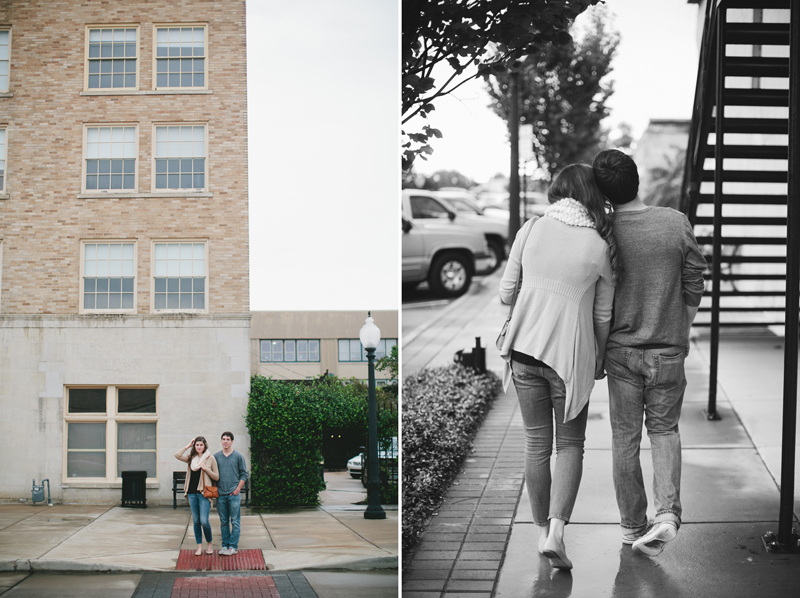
592, 149, 639, 205
221, 431, 234, 441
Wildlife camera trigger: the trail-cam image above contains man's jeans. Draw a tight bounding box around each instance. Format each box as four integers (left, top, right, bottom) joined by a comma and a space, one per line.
217, 493, 241, 549
605, 346, 686, 531
511, 360, 589, 526
187, 493, 212, 544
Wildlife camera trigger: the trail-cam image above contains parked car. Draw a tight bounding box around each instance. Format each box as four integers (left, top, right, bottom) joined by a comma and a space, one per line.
346, 453, 362, 479
360, 437, 398, 488
402, 189, 509, 272
482, 191, 550, 221
402, 216, 492, 297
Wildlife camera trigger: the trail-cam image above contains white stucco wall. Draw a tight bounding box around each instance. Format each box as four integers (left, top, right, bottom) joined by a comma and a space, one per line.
0, 314, 251, 505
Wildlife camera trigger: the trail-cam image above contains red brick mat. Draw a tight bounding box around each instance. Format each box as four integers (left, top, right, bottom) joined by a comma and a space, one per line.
171, 576, 280, 597
175, 549, 267, 571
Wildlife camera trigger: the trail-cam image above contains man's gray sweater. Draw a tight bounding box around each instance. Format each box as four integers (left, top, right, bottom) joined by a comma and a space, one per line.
214, 450, 249, 495
608, 206, 707, 350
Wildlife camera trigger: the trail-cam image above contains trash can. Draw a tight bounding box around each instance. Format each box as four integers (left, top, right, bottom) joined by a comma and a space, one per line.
121, 470, 147, 508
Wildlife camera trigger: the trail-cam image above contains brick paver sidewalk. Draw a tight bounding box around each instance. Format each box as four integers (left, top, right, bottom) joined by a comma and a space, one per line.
176, 549, 267, 571
403, 387, 524, 597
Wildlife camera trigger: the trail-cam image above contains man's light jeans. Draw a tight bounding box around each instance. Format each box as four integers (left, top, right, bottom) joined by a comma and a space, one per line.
605, 346, 686, 532
217, 493, 241, 550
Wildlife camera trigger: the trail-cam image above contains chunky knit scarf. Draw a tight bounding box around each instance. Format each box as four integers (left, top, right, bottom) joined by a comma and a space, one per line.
545, 197, 595, 228
191, 452, 210, 471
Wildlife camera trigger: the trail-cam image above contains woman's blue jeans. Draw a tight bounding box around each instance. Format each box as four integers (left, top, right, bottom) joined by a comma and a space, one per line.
511, 360, 589, 526
187, 493, 212, 544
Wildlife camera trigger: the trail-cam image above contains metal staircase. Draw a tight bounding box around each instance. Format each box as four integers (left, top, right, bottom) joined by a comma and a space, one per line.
681, 0, 799, 552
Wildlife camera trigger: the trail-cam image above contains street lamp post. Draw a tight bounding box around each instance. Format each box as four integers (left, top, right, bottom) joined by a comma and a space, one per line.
360, 312, 386, 520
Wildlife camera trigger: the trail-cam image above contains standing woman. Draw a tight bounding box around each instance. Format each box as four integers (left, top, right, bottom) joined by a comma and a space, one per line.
175, 436, 219, 556
498, 163, 620, 570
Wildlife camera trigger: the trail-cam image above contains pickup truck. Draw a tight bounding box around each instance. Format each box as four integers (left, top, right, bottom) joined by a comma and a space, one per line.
402, 217, 492, 298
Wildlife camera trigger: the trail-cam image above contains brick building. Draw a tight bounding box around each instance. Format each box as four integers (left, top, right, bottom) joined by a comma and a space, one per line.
0, 0, 250, 504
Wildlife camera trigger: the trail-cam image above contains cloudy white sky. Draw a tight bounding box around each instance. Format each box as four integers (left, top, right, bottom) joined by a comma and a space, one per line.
247, 0, 399, 311
409, 0, 702, 182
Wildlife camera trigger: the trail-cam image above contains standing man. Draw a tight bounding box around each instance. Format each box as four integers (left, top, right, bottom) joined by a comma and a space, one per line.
215, 431, 249, 556
592, 150, 706, 557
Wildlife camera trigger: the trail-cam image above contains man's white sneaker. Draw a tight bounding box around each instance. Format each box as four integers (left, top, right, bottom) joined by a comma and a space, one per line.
219, 547, 231, 556
632, 522, 678, 556
229, 548, 238, 555
622, 522, 652, 545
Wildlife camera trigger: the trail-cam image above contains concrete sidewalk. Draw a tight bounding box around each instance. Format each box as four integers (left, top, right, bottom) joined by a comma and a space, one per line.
0, 472, 397, 573
402, 267, 800, 597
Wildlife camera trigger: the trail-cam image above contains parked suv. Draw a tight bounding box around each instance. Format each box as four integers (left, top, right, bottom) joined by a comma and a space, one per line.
402, 217, 492, 297
402, 189, 509, 272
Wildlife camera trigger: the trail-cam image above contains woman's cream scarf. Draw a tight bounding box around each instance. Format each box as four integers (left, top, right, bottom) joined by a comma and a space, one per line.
545, 197, 595, 228
191, 451, 210, 471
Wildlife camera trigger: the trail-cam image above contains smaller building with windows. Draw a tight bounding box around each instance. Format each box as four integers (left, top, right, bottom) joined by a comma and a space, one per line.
251, 311, 398, 384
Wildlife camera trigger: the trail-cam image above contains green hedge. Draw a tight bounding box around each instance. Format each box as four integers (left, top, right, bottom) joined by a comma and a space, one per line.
402, 364, 501, 561
247, 374, 397, 507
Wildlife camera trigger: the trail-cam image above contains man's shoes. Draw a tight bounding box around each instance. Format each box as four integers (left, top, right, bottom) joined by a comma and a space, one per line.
229, 548, 238, 555
219, 547, 231, 556
632, 522, 678, 556
621, 522, 651, 545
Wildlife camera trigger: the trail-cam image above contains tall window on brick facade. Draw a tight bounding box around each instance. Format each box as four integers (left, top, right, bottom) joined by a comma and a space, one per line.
65, 386, 158, 481
153, 241, 207, 311
154, 125, 206, 191
155, 25, 206, 89
0, 127, 6, 192
81, 241, 136, 312
87, 27, 138, 89
85, 126, 137, 191
0, 29, 10, 91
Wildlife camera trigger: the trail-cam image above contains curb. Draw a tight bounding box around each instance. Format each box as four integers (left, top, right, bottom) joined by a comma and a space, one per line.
0, 555, 398, 574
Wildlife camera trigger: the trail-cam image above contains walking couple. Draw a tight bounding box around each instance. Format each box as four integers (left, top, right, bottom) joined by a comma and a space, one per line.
498, 150, 707, 570
174, 431, 249, 557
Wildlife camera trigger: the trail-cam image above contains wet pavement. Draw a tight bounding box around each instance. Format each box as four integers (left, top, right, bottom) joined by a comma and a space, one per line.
402, 267, 800, 597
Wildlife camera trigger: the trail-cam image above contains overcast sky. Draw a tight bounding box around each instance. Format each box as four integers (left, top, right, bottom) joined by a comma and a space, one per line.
409, 0, 701, 182
247, 0, 399, 312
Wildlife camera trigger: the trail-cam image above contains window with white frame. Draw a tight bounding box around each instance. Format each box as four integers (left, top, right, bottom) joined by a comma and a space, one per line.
82, 241, 136, 311
0, 127, 5, 192
260, 339, 320, 363
337, 338, 397, 362
155, 25, 206, 89
0, 29, 10, 91
85, 126, 137, 191
154, 125, 206, 190
87, 27, 138, 89
153, 241, 206, 311
65, 386, 158, 481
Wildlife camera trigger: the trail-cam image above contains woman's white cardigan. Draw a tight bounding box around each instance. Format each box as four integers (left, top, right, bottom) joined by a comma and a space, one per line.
499, 216, 615, 422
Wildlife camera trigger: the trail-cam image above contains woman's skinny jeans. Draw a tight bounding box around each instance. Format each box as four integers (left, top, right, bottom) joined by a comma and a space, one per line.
511, 359, 589, 526
187, 493, 213, 544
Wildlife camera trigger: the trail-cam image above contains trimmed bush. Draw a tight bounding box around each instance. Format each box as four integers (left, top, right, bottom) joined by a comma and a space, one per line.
247, 374, 398, 507
402, 364, 501, 561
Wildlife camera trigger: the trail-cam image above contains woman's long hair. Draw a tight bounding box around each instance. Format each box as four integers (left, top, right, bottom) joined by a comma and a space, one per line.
189, 436, 209, 463
548, 163, 622, 283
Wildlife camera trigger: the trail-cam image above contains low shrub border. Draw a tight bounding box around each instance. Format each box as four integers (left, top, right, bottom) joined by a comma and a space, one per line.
401, 363, 501, 564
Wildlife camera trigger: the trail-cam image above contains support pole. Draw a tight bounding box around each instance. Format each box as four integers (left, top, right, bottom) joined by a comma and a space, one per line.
364, 346, 386, 520
508, 70, 521, 242
764, 0, 800, 553
707, 8, 724, 421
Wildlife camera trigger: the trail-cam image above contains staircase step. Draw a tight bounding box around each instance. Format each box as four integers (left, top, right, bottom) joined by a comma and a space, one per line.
696, 193, 786, 204
694, 236, 786, 245
704, 255, 785, 263
725, 22, 790, 45
695, 216, 786, 226
706, 145, 788, 159
711, 291, 787, 297
709, 118, 788, 134
702, 169, 786, 183
723, 56, 789, 78
702, 274, 785, 280
723, 88, 789, 106
698, 307, 786, 312
693, 321, 786, 327
722, 0, 789, 9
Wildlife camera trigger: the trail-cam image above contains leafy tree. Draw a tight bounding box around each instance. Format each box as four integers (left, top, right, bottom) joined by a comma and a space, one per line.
402, 0, 600, 170
644, 149, 686, 210
485, 5, 619, 180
